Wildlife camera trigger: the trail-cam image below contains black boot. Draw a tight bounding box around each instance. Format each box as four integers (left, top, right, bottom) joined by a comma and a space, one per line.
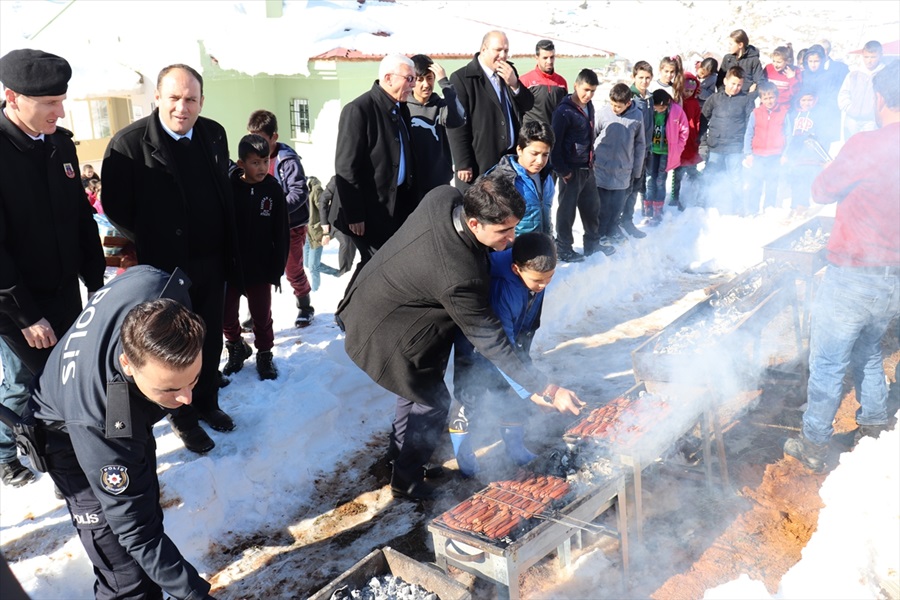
784, 433, 828, 473
295, 295, 315, 328
0, 459, 36, 487
620, 220, 647, 238
256, 351, 278, 380
222, 339, 252, 375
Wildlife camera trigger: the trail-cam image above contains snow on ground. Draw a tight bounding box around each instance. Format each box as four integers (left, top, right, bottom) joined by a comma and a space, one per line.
2, 204, 898, 599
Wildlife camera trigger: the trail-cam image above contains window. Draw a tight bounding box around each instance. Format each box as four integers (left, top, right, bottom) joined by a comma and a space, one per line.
290, 98, 310, 137
89, 99, 111, 139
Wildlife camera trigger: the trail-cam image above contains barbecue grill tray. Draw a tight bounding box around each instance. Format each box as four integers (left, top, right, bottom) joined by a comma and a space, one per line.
762, 216, 834, 277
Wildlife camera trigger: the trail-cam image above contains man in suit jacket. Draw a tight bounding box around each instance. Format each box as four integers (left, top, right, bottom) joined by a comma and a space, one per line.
448, 31, 534, 191
332, 54, 418, 271
336, 175, 584, 501
102, 64, 239, 454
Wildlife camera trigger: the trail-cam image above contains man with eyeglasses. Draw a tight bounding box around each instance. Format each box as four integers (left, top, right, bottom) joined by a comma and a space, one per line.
333, 53, 420, 272
448, 30, 534, 192
407, 54, 466, 199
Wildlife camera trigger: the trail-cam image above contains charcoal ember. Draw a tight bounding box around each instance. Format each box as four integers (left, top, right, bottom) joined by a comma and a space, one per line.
789, 227, 829, 252
331, 575, 437, 600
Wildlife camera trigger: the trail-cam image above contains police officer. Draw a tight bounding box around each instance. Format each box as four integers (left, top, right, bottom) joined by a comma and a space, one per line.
0, 49, 106, 487
31, 266, 215, 600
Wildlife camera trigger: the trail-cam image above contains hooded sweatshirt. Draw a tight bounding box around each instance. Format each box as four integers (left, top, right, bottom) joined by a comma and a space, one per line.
838, 61, 886, 122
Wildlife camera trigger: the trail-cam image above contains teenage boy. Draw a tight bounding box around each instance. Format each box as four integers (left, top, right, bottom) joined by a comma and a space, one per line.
620, 61, 654, 238
247, 110, 313, 327
838, 40, 885, 138
743, 81, 791, 213
550, 68, 611, 260
222, 135, 288, 380
450, 232, 559, 476
595, 83, 646, 241
701, 66, 754, 214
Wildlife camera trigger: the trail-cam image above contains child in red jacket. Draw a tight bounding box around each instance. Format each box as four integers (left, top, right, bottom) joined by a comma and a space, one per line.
671, 73, 702, 209
743, 81, 791, 213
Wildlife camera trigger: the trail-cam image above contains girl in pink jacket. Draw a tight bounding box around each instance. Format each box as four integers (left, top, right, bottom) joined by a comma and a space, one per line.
644, 89, 689, 223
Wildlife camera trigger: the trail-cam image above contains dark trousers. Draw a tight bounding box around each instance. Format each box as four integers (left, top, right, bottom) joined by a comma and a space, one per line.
745, 155, 781, 213
597, 187, 629, 238
223, 282, 274, 351
555, 168, 601, 251
334, 229, 357, 275
47, 437, 162, 600
170, 258, 225, 429
389, 395, 451, 485
285, 225, 311, 299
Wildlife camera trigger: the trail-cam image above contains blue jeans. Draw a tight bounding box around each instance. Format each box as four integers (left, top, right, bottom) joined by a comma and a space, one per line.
745, 154, 781, 213
704, 152, 744, 214
304, 237, 324, 292
0, 338, 33, 463
802, 266, 900, 445
646, 153, 668, 202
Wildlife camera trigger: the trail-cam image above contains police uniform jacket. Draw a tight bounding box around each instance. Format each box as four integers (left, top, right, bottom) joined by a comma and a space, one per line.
0, 103, 105, 335
448, 55, 534, 179
336, 185, 547, 408
332, 82, 418, 249
101, 110, 239, 281
31, 266, 211, 600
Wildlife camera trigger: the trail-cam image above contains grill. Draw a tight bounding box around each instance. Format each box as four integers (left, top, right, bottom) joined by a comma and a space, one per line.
429, 470, 626, 600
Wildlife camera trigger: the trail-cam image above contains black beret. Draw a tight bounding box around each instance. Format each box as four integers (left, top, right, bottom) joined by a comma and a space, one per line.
0, 49, 71, 96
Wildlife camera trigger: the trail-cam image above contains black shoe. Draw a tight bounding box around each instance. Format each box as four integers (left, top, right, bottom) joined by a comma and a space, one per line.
256, 351, 278, 380
855, 423, 890, 443
783, 434, 827, 473
218, 371, 231, 388
199, 408, 235, 432
390, 475, 437, 501
223, 340, 252, 376
0, 459, 36, 487
608, 231, 627, 245
170, 422, 215, 454
423, 463, 446, 479
620, 220, 647, 239
240, 317, 253, 332
557, 248, 585, 263
295, 295, 315, 328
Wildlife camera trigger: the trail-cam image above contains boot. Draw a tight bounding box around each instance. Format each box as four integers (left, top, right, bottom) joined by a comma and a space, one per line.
295, 294, 315, 328
0, 459, 35, 487
222, 339, 252, 375
641, 199, 653, 222
500, 425, 537, 466
450, 431, 479, 478
855, 423, 890, 443
651, 201, 665, 224
256, 351, 278, 380
620, 220, 647, 239
783, 433, 828, 473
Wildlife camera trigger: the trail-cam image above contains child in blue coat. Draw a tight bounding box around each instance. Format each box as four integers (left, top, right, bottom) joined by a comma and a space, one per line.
450, 232, 557, 477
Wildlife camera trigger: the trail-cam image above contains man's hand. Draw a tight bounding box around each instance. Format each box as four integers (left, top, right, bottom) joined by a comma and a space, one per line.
429, 62, 447, 81
457, 169, 473, 183
349, 221, 365, 236
529, 385, 585, 416
322, 235, 332, 246
22, 318, 57, 350
561, 172, 574, 184
496, 61, 519, 91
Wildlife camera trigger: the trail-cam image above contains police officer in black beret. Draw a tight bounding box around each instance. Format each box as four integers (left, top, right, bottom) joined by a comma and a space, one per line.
31, 265, 216, 600
0, 49, 105, 487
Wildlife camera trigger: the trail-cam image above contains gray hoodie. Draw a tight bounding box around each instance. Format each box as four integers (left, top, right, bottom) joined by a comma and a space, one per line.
593, 101, 647, 190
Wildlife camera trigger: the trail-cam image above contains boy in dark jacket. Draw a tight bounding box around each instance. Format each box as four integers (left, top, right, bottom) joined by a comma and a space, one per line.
222, 135, 289, 380
702, 66, 754, 214
450, 232, 557, 477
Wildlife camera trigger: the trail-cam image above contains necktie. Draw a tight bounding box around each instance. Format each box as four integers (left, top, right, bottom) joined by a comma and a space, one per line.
178, 136, 191, 147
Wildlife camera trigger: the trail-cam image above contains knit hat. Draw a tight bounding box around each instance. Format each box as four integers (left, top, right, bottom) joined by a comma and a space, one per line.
0, 49, 71, 96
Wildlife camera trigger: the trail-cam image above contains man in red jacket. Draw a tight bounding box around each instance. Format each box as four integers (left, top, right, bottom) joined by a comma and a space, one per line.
784, 60, 900, 473
519, 39, 568, 128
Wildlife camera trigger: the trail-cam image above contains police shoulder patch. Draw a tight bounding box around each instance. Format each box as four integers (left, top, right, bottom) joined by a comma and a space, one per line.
64, 162, 76, 178
99, 465, 129, 495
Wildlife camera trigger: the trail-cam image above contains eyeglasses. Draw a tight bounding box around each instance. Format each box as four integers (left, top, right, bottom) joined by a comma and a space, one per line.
390, 73, 415, 84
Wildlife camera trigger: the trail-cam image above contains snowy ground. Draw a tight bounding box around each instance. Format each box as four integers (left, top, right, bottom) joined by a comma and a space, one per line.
2, 200, 898, 599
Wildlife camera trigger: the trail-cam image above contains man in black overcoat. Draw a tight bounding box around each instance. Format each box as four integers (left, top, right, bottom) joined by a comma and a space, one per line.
102, 64, 239, 454
448, 31, 534, 191
0, 49, 105, 486
332, 53, 418, 270
336, 175, 584, 500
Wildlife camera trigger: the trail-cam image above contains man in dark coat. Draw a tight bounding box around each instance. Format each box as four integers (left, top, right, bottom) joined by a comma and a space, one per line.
102, 64, 239, 454
332, 54, 418, 270
32, 266, 215, 600
0, 48, 106, 487
336, 175, 584, 501
448, 31, 535, 191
